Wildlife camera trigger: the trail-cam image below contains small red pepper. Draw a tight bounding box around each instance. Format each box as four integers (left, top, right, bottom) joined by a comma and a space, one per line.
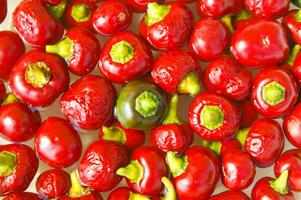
197, 0, 243, 17
0, 144, 39, 196
251, 66, 298, 118
0, 0, 6, 23
209, 190, 250, 200
125, 0, 163, 12
99, 31, 153, 83
283, 103, 301, 148
46, 27, 101, 75
36, 169, 71, 199
34, 117, 82, 168
3, 192, 42, 200
139, 2, 194, 50
239, 101, 258, 128
283, 10, 301, 45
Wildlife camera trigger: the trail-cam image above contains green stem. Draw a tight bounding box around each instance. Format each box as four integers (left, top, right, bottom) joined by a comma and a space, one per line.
71, 3, 91, 22
236, 128, 250, 146
270, 170, 289, 195
144, 3, 171, 26
200, 105, 224, 130
221, 15, 234, 34
135, 91, 160, 118
0, 151, 17, 177
46, 37, 74, 62
109, 41, 134, 64
116, 160, 144, 183
166, 151, 188, 177
47, 0, 67, 20
68, 171, 85, 198
262, 81, 286, 106
129, 192, 150, 200
162, 95, 181, 125
161, 177, 176, 200
286, 44, 301, 66
178, 72, 201, 96
295, 10, 301, 22
25, 62, 52, 88
102, 126, 126, 144
2, 93, 19, 105
235, 8, 251, 21
201, 140, 222, 155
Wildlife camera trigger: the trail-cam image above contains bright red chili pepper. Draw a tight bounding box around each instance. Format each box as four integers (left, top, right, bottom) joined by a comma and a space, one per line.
283, 103, 301, 148
9, 49, 70, 107
151, 50, 202, 96
188, 92, 240, 141
251, 66, 298, 118
125, 0, 163, 12
12, 0, 64, 47
36, 169, 71, 199
283, 10, 301, 45
116, 146, 168, 196
46, 27, 101, 75
231, 19, 289, 68
239, 101, 258, 128
244, 0, 290, 18
197, 0, 243, 17
274, 149, 301, 191
0, 0, 6, 23
203, 56, 252, 102
0, 144, 39, 196
98, 31, 153, 83
0, 79, 5, 103
34, 117, 82, 168
92, 0, 132, 35
60, 75, 116, 130
78, 141, 128, 192
139, 2, 194, 50
209, 190, 250, 200
3, 192, 42, 200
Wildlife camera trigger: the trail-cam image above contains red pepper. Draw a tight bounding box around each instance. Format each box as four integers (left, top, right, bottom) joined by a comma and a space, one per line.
283, 103, 301, 148
166, 146, 220, 199
251, 66, 298, 118
99, 120, 145, 152
209, 190, 250, 200
12, 0, 64, 47
116, 146, 168, 196
283, 10, 301, 45
203, 56, 252, 101
197, 0, 243, 17
239, 101, 258, 128
274, 149, 301, 191
189, 17, 230, 62
46, 27, 101, 75
188, 92, 240, 141
34, 117, 82, 168
0, 79, 5, 104
125, 0, 164, 12
3, 192, 42, 200
0, 144, 39, 196
9, 49, 70, 107
36, 169, 71, 199
139, 2, 194, 50
0, 0, 6, 23
252, 171, 295, 200
98, 31, 153, 83
292, 50, 301, 82
92, 0, 132, 35
60, 75, 116, 130
63, 0, 97, 30
151, 50, 202, 96
231, 19, 289, 68
0, 31, 25, 80
78, 141, 128, 192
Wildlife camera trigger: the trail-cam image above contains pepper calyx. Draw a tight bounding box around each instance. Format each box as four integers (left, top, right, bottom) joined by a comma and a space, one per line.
0, 151, 17, 177
201, 140, 222, 155
2, 93, 19, 105
116, 160, 144, 183
71, 3, 91, 22
270, 170, 289, 195
68, 171, 86, 198
46, 37, 74, 62
144, 3, 171, 26
166, 151, 188, 177
161, 177, 176, 200
110, 40, 134, 64
47, 0, 67, 20
102, 126, 126, 144
162, 95, 181, 125
129, 192, 150, 200
286, 44, 301, 66
221, 15, 234, 34
262, 81, 286, 106
135, 91, 160, 118
236, 128, 250, 146
25, 62, 52, 88
200, 105, 224, 130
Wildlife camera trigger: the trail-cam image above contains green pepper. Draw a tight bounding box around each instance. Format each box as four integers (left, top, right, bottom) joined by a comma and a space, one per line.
292, 0, 301, 8
116, 80, 167, 130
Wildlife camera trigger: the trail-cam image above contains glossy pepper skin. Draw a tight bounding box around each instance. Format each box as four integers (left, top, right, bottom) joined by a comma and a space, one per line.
188, 92, 240, 141
60, 75, 116, 130
9, 49, 70, 107
126, 0, 163, 12
274, 149, 301, 191
239, 101, 258, 128
36, 169, 71, 199
0, 0, 6, 23
13, 0, 64, 47
231, 19, 289, 68
78, 141, 128, 192
251, 67, 298, 118
34, 117, 82, 168
209, 190, 250, 200
283, 103, 301, 148
3, 192, 42, 200
139, 2, 194, 50
99, 31, 153, 83
151, 50, 202, 96
203, 56, 252, 102
197, 0, 243, 17
46, 27, 101, 75
283, 10, 301, 45
92, 0, 132, 35
0, 144, 39, 196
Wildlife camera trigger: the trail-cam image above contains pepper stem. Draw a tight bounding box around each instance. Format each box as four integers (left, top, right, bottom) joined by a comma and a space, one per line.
178, 72, 201, 96
162, 95, 181, 125
166, 151, 188, 177
2, 93, 19, 105
129, 192, 150, 200
235, 8, 251, 21
71, 3, 91, 22
0, 151, 17, 177
109, 41, 134, 64
144, 3, 171, 26
295, 10, 301, 22
46, 37, 74, 62
221, 15, 234, 34
161, 177, 176, 200
47, 0, 67, 20
116, 160, 144, 183
262, 81, 286, 106
236, 128, 250, 146
68, 171, 85, 198
270, 170, 289, 195
200, 105, 224, 130
135, 91, 160, 118
102, 126, 126, 144
286, 44, 301, 66
201, 140, 222, 155
25, 62, 51, 88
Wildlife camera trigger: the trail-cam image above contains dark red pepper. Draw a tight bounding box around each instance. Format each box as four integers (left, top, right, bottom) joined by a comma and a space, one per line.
239, 101, 258, 128
244, 0, 290, 18
125, 0, 163, 12
283, 103, 301, 148
3, 192, 42, 200
0, 0, 6, 23
209, 190, 250, 200
283, 10, 301, 45
197, 0, 243, 17
98, 31, 153, 83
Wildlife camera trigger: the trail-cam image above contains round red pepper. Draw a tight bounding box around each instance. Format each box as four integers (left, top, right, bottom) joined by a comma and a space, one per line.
251, 66, 298, 118
0, 79, 5, 104
125, 0, 163, 12
139, 2, 194, 50
92, 0, 132, 35
13, 0, 64, 47
60, 75, 116, 130
46, 27, 101, 75
3, 192, 41, 200
151, 50, 202, 96
188, 92, 240, 141
283, 103, 301, 148
36, 169, 71, 199
0, 0, 7, 23
239, 101, 258, 128
9, 49, 70, 107
209, 190, 250, 200
34, 117, 82, 168
203, 56, 252, 101
231, 19, 289, 68
197, 0, 243, 17
283, 10, 301, 45
99, 31, 153, 83
0, 144, 38, 196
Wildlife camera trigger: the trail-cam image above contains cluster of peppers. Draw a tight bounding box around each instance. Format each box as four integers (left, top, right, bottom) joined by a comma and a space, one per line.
1, 0, 301, 199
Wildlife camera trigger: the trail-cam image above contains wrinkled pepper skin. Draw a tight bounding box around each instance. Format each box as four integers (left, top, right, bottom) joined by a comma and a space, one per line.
283, 10, 301, 45
239, 101, 258, 128
283, 103, 301, 148
59, 192, 103, 200
0, 31, 25, 80
203, 56, 252, 102
251, 67, 298, 118
99, 31, 153, 83
209, 190, 250, 200
9, 50, 70, 107
13, 0, 64, 47
36, 169, 71, 199
60, 75, 116, 130
139, 2, 194, 50
244, 0, 290, 18
126, 0, 163, 12
78, 141, 128, 192
231, 19, 289, 68
34, 117, 82, 168
0, 144, 39, 196
3, 192, 42, 200
0, 0, 6, 23
197, 0, 243, 17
